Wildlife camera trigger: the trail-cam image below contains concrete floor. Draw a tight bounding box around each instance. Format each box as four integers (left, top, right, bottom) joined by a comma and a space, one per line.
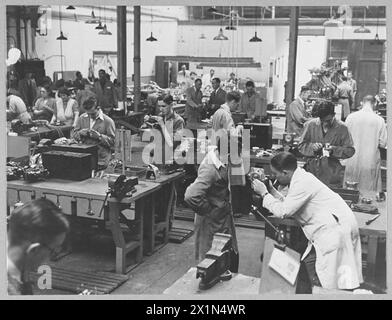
35, 219, 264, 295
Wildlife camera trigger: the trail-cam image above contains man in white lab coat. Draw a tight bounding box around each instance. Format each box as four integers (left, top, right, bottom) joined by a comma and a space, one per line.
252, 152, 363, 291
344, 95, 387, 198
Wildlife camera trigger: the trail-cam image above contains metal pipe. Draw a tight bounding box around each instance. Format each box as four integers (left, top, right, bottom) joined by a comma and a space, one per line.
117, 6, 127, 110
133, 6, 141, 112
285, 6, 299, 105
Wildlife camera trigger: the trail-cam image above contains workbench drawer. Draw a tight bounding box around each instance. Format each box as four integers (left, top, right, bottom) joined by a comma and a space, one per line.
42, 194, 73, 215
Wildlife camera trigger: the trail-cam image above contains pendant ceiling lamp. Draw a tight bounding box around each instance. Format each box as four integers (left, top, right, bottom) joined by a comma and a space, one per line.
56, 6, 68, 40
213, 28, 228, 40
249, 7, 262, 42
98, 7, 112, 35
66, 6, 75, 10
354, 7, 371, 33
86, 7, 100, 24
146, 8, 158, 41
323, 6, 344, 27
249, 32, 262, 42
95, 21, 104, 30
371, 7, 383, 45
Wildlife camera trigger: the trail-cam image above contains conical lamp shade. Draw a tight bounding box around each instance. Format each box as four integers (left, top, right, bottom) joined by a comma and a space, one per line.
56, 31, 68, 40
86, 10, 100, 24
199, 33, 206, 39
98, 24, 112, 35
213, 28, 228, 40
95, 21, 104, 30
146, 32, 158, 41
249, 31, 262, 42
354, 24, 371, 33
66, 6, 75, 10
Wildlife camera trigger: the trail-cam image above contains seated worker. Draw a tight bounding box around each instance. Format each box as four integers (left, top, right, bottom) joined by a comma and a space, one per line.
239, 80, 267, 121
146, 92, 160, 116
211, 91, 240, 133
184, 137, 240, 273
252, 152, 362, 292
6, 91, 32, 124
207, 77, 226, 118
7, 199, 69, 295
32, 85, 56, 122
298, 100, 355, 187
72, 92, 116, 169
150, 94, 185, 151
286, 85, 312, 137
51, 87, 79, 127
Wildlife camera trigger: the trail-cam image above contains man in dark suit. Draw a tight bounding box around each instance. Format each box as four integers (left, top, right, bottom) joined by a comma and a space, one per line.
18, 72, 37, 108
207, 77, 227, 118
92, 69, 118, 115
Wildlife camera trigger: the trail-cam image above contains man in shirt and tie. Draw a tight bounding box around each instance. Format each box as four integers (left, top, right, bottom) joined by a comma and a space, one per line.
177, 64, 191, 89
286, 85, 312, 137
73, 92, 116, 169
239, 80, 267, 121
185, 78, 204, 132
207, 78, 227, 118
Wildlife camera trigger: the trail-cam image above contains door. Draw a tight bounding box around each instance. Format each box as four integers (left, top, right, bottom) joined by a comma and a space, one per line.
356, 60, 381, 106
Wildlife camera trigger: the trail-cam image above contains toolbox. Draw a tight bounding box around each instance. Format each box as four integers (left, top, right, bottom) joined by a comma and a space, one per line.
42, 151, 93, 181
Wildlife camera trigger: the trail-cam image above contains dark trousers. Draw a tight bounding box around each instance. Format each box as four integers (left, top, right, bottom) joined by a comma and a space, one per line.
230, 252, 239, 273
296, 246, 321, 294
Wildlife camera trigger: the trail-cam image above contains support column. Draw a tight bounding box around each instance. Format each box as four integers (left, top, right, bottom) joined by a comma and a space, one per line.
285, 6, 299, 105
117, 6, 127, 111
133, 6, 141, 112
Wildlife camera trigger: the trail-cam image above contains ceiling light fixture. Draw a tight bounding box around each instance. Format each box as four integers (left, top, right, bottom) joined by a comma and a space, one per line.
213, 28, 228, 40
85, 7, 100, 24
146, 8, 157, 41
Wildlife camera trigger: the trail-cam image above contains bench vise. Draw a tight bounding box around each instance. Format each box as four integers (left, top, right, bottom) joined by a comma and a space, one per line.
196, 233, 233, 290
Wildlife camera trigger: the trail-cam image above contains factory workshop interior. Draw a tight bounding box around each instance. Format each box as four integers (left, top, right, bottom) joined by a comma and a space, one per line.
5, 5, 388, 296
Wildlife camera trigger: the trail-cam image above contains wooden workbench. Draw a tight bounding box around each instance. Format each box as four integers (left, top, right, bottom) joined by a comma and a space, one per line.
141, 171, 185, 255
7, 178, 161, 274
164, 267, 260, 295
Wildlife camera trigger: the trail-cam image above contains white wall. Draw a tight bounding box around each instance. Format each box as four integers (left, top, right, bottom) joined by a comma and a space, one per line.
35, 6, 181, 83
295, 35, 327, 97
